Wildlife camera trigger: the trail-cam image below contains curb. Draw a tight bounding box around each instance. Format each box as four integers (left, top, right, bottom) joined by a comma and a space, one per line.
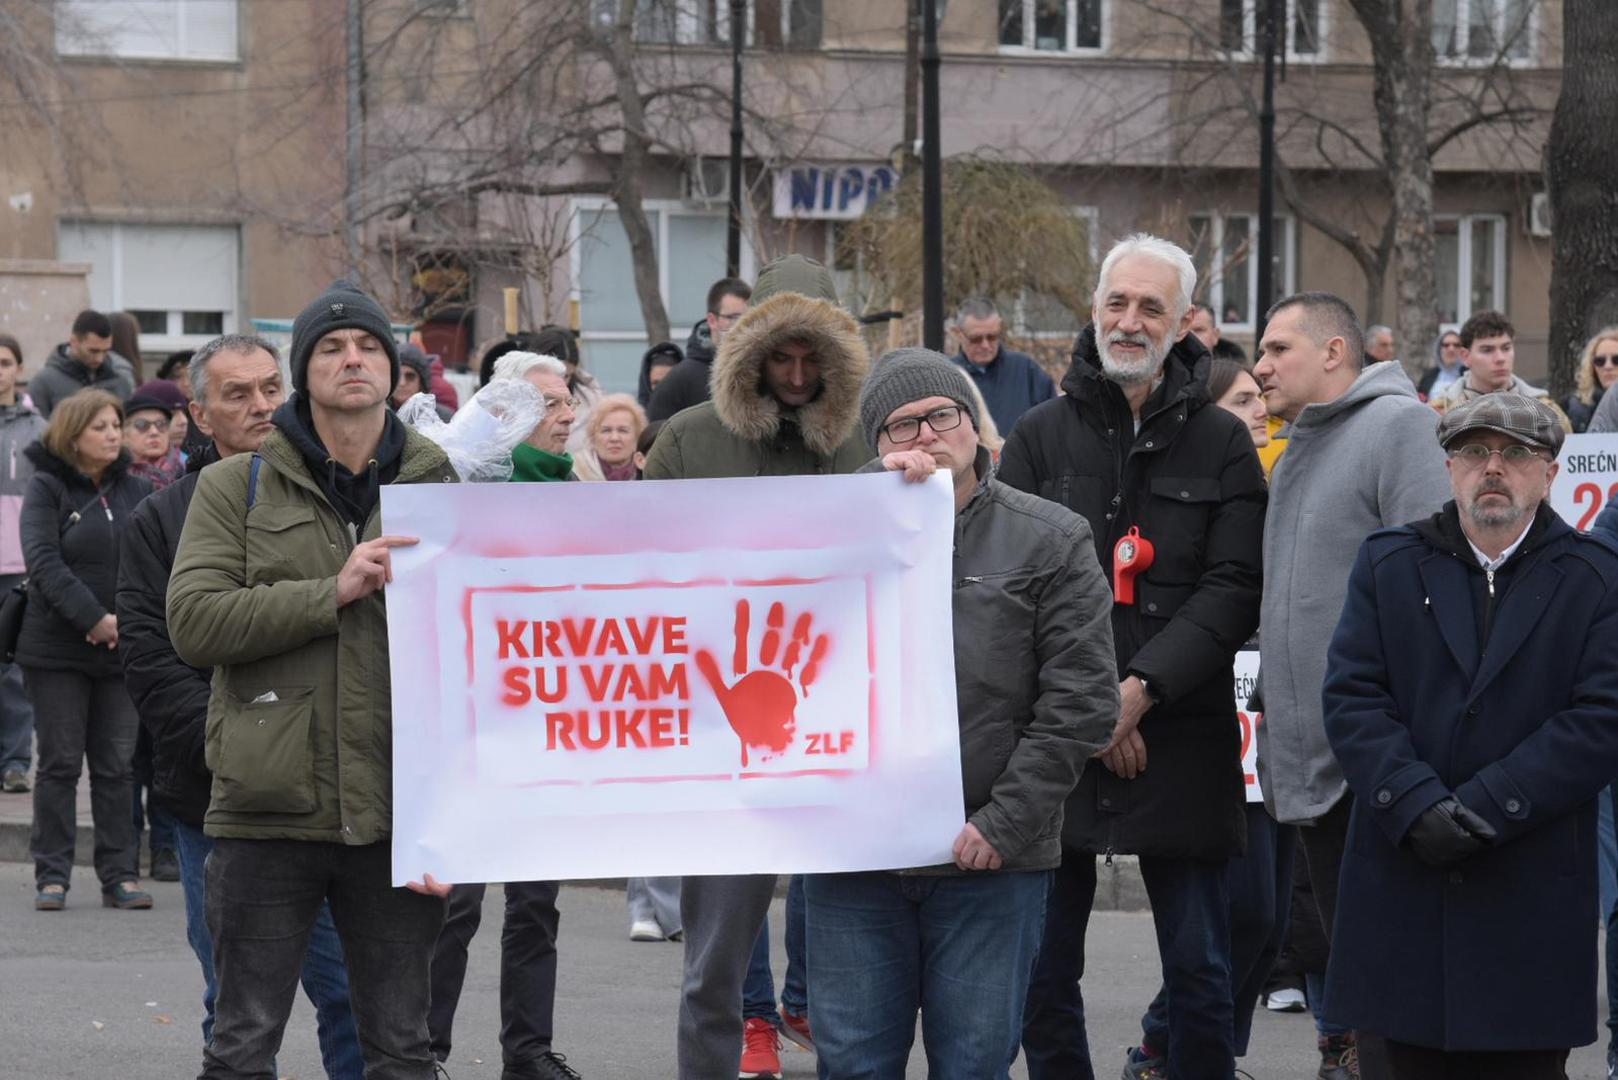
0, 821, 1150, 911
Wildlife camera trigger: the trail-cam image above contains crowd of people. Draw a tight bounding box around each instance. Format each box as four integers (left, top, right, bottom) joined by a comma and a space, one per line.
2, 232, 1618, 1080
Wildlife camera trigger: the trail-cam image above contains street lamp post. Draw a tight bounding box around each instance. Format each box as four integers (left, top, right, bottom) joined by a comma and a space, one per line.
1255, 0, 1279, 341
920, 0, 943, 350
726, 0, 746, 277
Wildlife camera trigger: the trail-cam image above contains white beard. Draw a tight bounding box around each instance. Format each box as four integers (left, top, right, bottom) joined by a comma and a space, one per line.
1099, 330, 1170, 386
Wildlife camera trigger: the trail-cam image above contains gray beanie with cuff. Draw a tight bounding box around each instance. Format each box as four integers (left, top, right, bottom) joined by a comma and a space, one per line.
858, 347, 981, 449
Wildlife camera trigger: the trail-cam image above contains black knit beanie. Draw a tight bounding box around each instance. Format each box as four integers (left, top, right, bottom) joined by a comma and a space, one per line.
289, 279, 399, 394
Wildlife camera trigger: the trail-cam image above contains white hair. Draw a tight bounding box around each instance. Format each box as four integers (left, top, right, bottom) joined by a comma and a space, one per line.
490, 351, 567, 383
1093, 233, 1197, 319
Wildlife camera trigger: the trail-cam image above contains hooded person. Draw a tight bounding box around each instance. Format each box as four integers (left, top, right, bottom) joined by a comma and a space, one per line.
637, 341, 684, 408
643, 255, 871, 483
642, 254, 871, 1080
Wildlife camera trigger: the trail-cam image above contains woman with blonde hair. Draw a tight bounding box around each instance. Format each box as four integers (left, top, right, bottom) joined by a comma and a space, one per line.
19, 389, 153, 910
572, 393, 647, 482
1566, 327, 1618, 433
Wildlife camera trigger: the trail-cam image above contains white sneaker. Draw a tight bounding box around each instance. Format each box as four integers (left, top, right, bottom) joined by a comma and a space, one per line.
630, 919, 665, 942
1264, 987, 1307, 1013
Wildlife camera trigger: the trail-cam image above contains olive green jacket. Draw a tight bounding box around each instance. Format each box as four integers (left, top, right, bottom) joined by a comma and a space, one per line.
166, 425, 456, 842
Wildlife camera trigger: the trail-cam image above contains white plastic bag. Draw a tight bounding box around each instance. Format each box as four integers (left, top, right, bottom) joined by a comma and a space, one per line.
398, 379, 546, 484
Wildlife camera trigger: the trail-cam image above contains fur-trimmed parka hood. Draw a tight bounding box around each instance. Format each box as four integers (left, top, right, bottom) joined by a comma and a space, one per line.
709, 257, 870, 457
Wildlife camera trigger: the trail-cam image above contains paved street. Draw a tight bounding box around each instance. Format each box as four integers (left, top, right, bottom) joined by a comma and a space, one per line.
0, 860, 1608, 1079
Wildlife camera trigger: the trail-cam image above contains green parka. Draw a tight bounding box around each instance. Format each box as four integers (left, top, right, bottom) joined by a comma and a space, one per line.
643, 254, 872, 478
166, 423, 456, 843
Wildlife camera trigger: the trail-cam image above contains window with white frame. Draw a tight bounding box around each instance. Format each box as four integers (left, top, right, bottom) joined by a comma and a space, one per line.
1218, 0, 1323, 58
1188, 213, 1296, 330
1432, 0, 1534, 63
571, 200, 756, 393
599, 0, 821, 48
56, 0, 239, 62
1434, 214, 1506, 328
57, 222, 240, 350
998, 0, 1105, 53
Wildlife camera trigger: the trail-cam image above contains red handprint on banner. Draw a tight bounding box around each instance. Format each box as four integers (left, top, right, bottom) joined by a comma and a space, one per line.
695, 599, 831, 767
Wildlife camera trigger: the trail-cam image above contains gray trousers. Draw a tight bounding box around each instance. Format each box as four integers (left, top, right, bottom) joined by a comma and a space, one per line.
677, 874, 777, 1079
627, 876, 682, 935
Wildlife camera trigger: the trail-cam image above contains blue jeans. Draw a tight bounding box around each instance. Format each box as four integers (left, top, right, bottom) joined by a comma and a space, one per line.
1023, 850, 1235, 1080
0, 630, 34, 772
805, 870, 1049, 1080
742, 874, 809, 1021
1142, 806, 1294, 1057
174, 823, 365, 1079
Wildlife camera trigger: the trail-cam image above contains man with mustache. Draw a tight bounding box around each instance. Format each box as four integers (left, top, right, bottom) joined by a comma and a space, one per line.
1001, 234, 1266, 1080
1321, 394, 1618, 1077
1252, 292, 1450, 1078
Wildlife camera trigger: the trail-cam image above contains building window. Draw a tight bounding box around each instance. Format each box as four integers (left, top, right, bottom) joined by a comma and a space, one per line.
606, 0, 821, 48
57, 222, 240, 350
1218, 0, 1323, 59
998, 0, 1105, 53
1433, 0, 1533, 63
1434, 214, 1506, 328
56, 0, 239, 62
570, 200, 756, 394
1188, 213, 1296, 330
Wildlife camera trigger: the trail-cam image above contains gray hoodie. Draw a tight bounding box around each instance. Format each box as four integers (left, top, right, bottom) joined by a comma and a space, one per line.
0, 402, 47, 575
1256, 361, 1451, 824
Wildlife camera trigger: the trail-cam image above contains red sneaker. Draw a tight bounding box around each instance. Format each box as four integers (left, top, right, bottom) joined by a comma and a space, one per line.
739, 1016, 782, 1079
779, 1005, 814, 1052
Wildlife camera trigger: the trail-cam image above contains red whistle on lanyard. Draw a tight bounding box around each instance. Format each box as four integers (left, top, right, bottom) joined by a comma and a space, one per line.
1112, 527, 1155, 606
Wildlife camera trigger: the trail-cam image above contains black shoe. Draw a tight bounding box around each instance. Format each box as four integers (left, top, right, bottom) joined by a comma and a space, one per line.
150, 847, 180, 882
504, 1052, 582, 1080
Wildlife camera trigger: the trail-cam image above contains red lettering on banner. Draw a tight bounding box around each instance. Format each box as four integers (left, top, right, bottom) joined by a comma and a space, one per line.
1574, 481, 1618, 531
806, 731, 856, 755
544, 708, 686, 750
497, 619, 530, 660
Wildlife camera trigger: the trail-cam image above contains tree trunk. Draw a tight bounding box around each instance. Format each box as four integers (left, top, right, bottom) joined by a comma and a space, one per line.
1546, 0, 1618, 401
608, 0, 672, 345
1351, 0, 1438, 374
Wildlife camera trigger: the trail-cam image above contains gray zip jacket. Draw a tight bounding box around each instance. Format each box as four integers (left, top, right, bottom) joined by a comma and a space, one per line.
0, 402, 46, 575
1257, 361, 1450, 824
869, 448, 1118, 871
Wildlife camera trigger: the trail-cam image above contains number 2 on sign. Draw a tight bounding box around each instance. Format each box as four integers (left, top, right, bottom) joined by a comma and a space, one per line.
1574, 482, 1618, 531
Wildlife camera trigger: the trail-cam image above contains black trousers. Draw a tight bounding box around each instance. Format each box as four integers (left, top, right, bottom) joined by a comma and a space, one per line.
1382, 1038, 1569, 1079
1300, 794, 1395, 1079
200, 838, 446, 1080
428, 880, 562, 1067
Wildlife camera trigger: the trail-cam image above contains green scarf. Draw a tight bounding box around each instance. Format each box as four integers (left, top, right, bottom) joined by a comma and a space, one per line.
510, 442, 574, 482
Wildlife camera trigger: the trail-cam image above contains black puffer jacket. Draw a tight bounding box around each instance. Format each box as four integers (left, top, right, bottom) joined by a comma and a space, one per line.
118, 448, 215, 824
646, 319, 716, 422
997, 325, 1266, 858
17, 444, 150, 676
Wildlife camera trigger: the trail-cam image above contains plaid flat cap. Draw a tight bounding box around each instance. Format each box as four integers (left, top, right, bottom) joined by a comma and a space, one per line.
1437, 392, 1565, 455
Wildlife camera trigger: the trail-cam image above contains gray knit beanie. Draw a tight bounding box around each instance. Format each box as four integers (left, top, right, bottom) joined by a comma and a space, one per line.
858, 347, 981, 449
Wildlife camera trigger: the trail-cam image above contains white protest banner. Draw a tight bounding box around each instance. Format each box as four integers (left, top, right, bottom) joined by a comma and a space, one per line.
381, 473, 965, 885
1234, 650, 1262, 803
1551, 432, 1618, 531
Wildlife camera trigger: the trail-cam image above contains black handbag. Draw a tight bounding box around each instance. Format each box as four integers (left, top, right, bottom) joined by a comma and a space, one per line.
0, 580, 26, 664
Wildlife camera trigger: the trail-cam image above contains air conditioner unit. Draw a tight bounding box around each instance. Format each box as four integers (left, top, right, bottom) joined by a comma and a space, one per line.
1527, 191, 1552, 238
685, 157, 732, 206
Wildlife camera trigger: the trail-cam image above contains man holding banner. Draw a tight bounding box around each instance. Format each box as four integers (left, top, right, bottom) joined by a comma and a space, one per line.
642, 253, 872, 1080
800, 349, 1116, 1078
168, 281, 458, 1080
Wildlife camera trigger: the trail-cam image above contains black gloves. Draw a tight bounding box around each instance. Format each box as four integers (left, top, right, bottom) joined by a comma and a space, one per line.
1405, 797, 1498, 867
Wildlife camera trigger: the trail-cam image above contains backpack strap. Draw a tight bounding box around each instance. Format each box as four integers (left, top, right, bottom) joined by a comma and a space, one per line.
246, 453, 263, 509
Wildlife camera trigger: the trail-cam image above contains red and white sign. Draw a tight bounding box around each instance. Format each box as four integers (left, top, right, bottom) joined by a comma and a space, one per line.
1234, 650, 1262, 803
1550, 433, 1618, 531
381, 474, 965, 884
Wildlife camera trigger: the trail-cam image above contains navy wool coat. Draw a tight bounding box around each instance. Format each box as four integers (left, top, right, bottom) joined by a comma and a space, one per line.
1322, 502, 1618, 1052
